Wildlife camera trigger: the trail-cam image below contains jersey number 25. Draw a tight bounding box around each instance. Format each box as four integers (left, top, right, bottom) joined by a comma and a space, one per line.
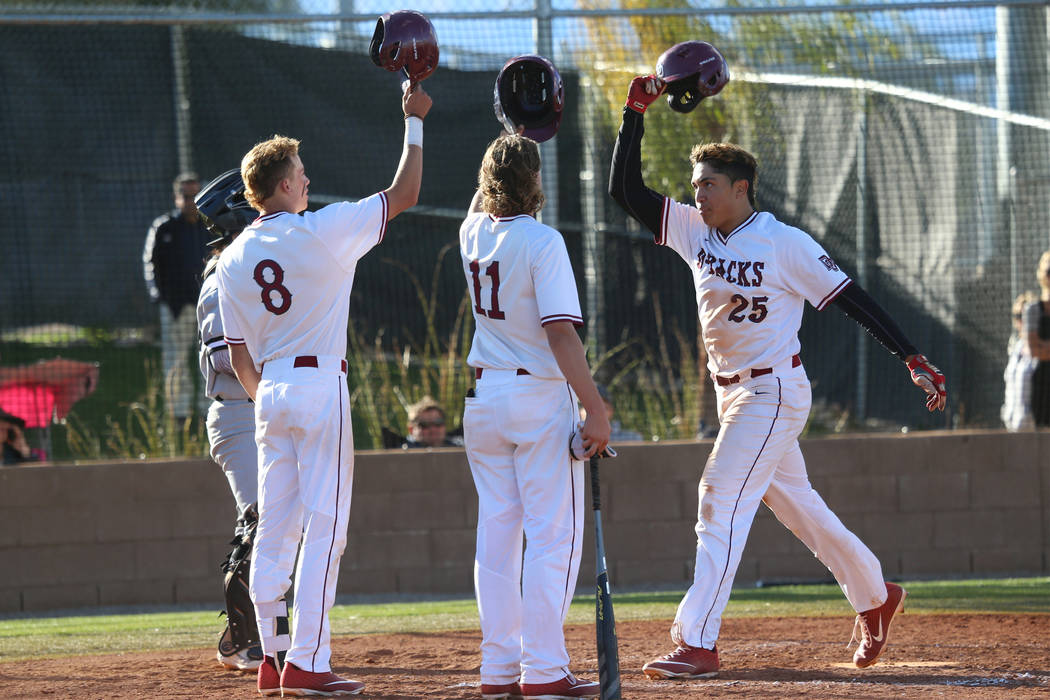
469, 260, 506, 320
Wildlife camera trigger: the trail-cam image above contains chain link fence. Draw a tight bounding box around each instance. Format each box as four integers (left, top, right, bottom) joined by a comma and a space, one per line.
2, 1, 1048, 458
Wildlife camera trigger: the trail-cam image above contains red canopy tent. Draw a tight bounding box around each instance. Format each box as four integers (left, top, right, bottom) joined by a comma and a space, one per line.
0, 359, 100, 459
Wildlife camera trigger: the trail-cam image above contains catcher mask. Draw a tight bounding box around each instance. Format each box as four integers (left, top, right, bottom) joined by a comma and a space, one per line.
195, 169, 255, 247
370, 10, 439, 83
494, 54, 564, 143
656, 41, 729, 113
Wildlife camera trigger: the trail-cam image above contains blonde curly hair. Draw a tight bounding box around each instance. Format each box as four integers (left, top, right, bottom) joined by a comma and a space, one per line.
478, 135, 545, 217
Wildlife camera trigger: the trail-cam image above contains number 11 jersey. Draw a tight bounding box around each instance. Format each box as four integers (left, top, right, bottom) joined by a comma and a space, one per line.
459, 212, 583, 380
217, 193, 388, 370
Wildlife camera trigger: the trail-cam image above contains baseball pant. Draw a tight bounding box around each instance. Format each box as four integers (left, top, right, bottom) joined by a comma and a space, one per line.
464, 371, 584, 685
672, 368, 886, 650
160, 304, 199, 419
249, 356, 353, 673
207, 398, 258, 517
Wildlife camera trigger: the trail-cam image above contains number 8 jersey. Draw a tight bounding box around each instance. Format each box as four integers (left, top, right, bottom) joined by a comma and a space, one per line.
459, 212, 583, 379
217, 193, 388, 369
660, 203, 850, 378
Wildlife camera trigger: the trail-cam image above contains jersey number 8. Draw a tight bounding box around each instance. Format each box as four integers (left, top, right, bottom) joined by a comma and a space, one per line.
254, 259, 293, 315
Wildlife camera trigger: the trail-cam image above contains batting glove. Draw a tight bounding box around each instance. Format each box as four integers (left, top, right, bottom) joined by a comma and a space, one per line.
626, 74, 665, 114
907, 354, 947, 412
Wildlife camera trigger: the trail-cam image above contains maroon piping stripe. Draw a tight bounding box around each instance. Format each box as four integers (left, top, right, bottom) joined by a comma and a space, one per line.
378, 192, 389, 244
818, 278, 852, 310
311, 376, 344, 669
698, 377, 782, 643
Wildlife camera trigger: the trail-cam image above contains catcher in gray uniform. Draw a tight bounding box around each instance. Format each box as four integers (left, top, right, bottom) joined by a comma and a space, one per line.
195, 169, 263, 672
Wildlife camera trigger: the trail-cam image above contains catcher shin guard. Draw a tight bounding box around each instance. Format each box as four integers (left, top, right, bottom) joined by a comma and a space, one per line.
218, 506, 260, 660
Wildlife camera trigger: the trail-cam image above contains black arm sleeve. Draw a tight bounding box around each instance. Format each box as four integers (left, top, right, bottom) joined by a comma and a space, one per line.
831, 282, 918, 361
608, 107, 666, 237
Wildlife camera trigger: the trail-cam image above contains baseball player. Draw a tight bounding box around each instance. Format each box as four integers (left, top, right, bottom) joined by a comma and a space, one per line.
461, 133, 611, 700
608, 70, 947, 679
195, 169, 264, 673
216, 82, 432, 696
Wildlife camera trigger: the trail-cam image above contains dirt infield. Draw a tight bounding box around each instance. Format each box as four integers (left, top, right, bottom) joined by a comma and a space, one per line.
3, 614, 1048, 698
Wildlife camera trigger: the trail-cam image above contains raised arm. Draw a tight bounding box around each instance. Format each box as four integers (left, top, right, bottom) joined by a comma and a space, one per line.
384, 83, 433, 220
607, 76, 668, 236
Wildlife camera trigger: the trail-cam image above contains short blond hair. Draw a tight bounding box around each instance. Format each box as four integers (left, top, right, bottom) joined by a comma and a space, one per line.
478, 135, 544, 217
241, 135, 300, 210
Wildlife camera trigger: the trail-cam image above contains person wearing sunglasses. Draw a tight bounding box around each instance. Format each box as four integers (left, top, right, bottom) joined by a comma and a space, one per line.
403, 396, 461, 448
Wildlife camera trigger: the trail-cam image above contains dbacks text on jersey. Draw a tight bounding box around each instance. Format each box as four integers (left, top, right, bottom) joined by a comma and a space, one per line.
696, 247, 764, 287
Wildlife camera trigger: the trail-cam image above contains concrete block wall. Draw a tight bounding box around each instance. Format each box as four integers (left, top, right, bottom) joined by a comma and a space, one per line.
0, 430, 1046, 613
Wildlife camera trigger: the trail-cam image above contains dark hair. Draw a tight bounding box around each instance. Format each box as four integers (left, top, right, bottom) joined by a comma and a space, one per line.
173, 172, 199, 195
690, 143, 758, 208
478, 134, 545, 217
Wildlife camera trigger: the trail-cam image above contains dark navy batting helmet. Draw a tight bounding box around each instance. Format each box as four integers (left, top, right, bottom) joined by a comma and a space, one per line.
493, 54, 564, 143
195, 169, 255, 247
370, 10, 439, 83
656, 41, 729, 113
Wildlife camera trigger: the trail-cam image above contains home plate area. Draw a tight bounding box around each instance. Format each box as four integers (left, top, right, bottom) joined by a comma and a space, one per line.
3, 615, 1047, 699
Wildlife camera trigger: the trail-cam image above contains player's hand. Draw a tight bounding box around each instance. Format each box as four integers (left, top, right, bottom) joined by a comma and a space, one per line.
580, 411, 612, 459
626, 74, 665, 114
906, 354, 946, 412
403, 81, 432, 120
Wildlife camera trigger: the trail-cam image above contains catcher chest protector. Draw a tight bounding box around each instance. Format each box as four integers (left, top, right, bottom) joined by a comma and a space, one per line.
370, 9, 439, 83
656, 40, 729, 113
493, 54, 564, 143
218, 505, 260, 657
195, 168, 256, 247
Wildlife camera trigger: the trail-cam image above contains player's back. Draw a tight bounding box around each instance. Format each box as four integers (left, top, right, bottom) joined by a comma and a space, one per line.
459, 212, 581, 379
218, 196, 387, 367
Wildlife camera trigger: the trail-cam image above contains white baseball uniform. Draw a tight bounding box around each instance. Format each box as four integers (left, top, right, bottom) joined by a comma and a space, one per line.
658, 203, 886, 649
216, 192, 388, 673
460, 212, 587, 686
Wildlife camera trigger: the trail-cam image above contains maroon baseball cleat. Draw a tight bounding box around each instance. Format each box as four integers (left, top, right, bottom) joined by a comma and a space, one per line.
642, 644, 719, 679
257, 655, 280, 696
279, 661, 364, 696
852, 581, 907, 668
481, 680, 523, 699
520, 672, 599, 699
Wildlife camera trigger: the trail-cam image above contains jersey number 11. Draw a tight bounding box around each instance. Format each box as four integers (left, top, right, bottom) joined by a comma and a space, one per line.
469, 260, 506, 320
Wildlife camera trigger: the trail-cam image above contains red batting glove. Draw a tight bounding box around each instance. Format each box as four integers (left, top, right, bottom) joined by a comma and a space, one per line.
626, 74, 665, 114
907, 354, 947, 412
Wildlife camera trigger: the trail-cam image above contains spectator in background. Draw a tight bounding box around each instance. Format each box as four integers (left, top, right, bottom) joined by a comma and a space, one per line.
143, 172, 212, 422
0, 408, 34, 465
1003, 290, 1037, 431
581, 385, 644, 442
403, 396, 462, 448
1025, 251, 1050, 427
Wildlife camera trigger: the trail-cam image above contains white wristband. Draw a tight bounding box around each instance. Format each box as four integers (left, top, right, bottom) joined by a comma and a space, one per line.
405, 116, 423, 148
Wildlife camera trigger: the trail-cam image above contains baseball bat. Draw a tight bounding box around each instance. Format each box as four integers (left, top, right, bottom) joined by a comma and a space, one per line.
590, 456, 622, 700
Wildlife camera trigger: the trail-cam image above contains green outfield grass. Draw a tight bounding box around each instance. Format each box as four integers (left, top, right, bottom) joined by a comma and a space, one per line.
0, 577, 1046, 663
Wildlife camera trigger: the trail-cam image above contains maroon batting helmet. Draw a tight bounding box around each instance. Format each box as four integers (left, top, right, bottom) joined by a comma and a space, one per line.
369, 10, 439, 83
493, 55, 564, 143
656, 41, 729, 113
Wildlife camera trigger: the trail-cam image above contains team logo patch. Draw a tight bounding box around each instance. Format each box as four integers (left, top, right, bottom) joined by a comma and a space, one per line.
818, 255, 839, 271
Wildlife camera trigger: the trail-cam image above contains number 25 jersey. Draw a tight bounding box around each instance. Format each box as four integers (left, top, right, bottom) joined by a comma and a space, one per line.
216, 193, 388, 370
460, 212, 583, 379
660, 203, 850, 378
